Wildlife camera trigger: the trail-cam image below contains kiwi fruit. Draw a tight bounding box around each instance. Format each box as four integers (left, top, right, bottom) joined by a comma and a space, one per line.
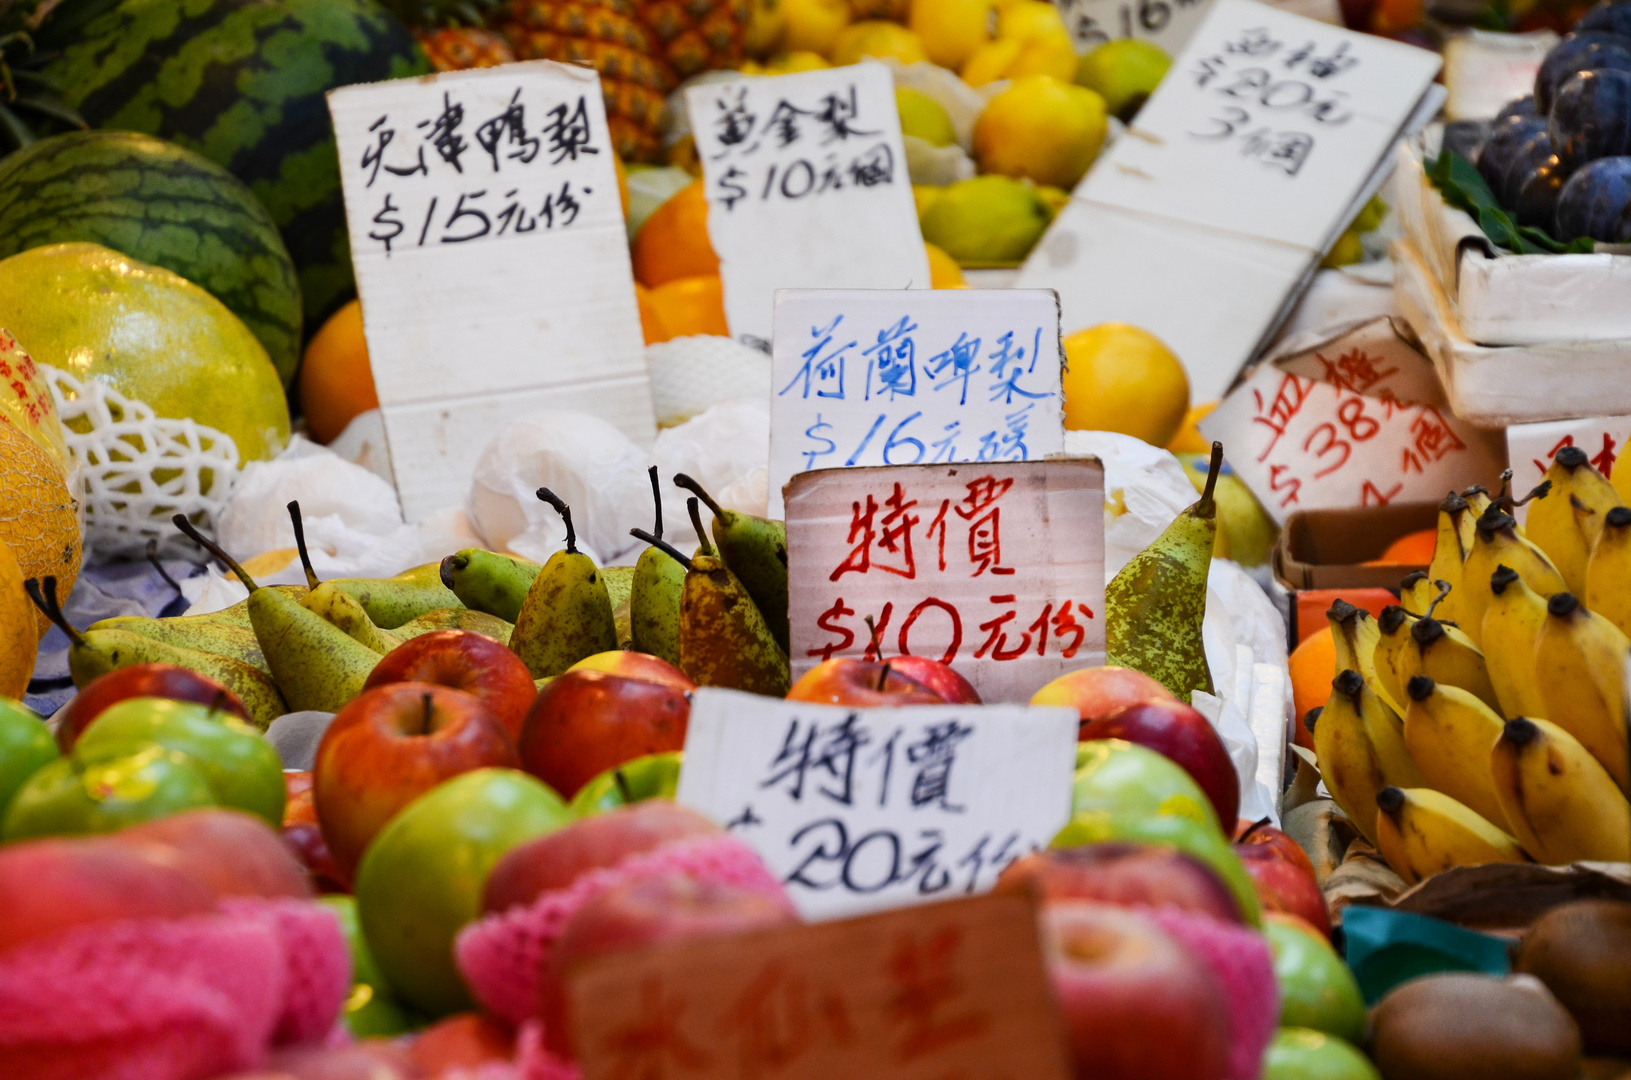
1368, 973, 1580, 1080
1516, 899, 1631, 1055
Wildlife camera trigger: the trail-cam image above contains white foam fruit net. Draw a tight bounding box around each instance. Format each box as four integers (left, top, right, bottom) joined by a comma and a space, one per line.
41, 365, 241, 559
645, 334, 772, 428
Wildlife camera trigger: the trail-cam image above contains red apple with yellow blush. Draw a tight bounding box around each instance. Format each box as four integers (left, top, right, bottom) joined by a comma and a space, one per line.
517, 670, 690, 799
1030, 666, 1177, 738
366, 630, 537, 742
786, 657, 946, 706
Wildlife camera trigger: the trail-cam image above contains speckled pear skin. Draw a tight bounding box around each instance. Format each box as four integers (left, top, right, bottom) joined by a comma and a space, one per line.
1105, 445, 1221, 702
441, 549, 541, 623
301, 582, 400, 654
326, 572, 463, 630
676, 474, 790, 654
679, 555, 790, 696
249, 585, 380, 713
631, 545, 685, 666
510, 548, 618, 679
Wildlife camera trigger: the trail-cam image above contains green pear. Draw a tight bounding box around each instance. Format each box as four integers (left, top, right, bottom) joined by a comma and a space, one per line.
674, 473, 788, 653
303, 583, 403, 654
3, 745, 216, 840
1176, 452, 1278, 568
87, 614, 270, 675
440, 549, 541, 622
393, 607, 514, 646
0, 698, 58, 820
1105, 442, 1221, 701
629, 467, 685, 665
510, 489, 618, 678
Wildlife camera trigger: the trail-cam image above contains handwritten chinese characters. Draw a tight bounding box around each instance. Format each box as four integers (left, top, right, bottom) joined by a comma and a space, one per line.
1055, 0, 1211, 55
678, 688, 1078, 920
785, 459, 1104, 705
686, 64, 930, 345
566, 892, 1075, 1080
769, 289, 1065, 516
1506, 416, 1631, 524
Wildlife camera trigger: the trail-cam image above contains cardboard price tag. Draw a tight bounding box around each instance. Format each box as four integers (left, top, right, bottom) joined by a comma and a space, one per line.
785, 459, 1105, 702
567, 891, 1073, 1080
767, 288, 1066, 517
685, 64, 931, 347
1055, 0, 1215, 55
329, 62, 656, 522
677, 688, 1078, 920
1506, 416, 1631, 525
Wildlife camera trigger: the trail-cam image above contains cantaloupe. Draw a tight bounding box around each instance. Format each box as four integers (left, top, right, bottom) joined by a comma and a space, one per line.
0, 420, 81, 638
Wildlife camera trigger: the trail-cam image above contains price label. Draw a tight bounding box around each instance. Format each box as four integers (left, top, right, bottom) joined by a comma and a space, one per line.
677, 688, 1078, 920
1506, 416, 1631, 524
767, 288, 1065, 517
686, 64, 931, 348
1055, 0, 1215, 54
785, 458, 1105, 703
329, 62, 656, 521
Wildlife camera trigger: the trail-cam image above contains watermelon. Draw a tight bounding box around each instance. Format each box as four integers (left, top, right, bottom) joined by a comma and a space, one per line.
38, 0, 429, 338
0, 131, 304, 388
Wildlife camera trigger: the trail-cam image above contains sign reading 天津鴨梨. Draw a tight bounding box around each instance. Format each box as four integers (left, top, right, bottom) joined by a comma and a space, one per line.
329, 62, 656, 522
686, 63, 931, 348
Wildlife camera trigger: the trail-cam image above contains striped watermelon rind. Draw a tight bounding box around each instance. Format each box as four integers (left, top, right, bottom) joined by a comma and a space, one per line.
0, 130, 304, 389
41, 0, 430, 338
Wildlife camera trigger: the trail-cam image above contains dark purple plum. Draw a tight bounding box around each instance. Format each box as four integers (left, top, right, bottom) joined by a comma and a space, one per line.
1577, 0, 1631, 36
1478, 117, 1558, 208
1511, 154, 1571, 231
1534, 31, 1631, 113
1496, 95, 1539, 123
1555, 156, 1631, 241
1551, 68, 1631, 169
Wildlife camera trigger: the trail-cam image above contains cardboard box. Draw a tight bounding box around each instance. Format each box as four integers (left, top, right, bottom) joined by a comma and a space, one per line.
1272, 501, 1438, 592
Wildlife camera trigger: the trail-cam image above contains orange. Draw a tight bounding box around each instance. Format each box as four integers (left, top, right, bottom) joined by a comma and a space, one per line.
614, 153, 630, 221
644, 275, 729, 341
1289, 626, 1336, 752
298, 299, 378, 445
1372, 528, 1437, 565
635, 282, 668, 345
631, 181, 718, 288
1166, 400, 1219, 454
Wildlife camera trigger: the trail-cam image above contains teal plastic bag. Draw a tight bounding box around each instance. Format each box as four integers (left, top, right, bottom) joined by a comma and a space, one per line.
1341, 906, 1511, 1004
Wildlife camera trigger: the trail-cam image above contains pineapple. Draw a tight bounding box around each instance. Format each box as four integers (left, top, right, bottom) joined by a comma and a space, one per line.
417, 26, 518, 70
638, 0, 751, 78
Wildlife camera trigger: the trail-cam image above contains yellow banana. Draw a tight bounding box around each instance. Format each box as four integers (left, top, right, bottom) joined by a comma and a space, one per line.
1426, 491, 1474, 626
1461, 485, 1492, 532
1312, 670, 1390, 847
1480, 566, 1549, 720
1373, 785, 1528, 885
1409, 616, 1501, 712
1459, 508, 1567, 648
1373, 605, 1419, 713
1399, 570, 1436, 619
1533, 592, 1631, 795
1584, 504, 1631, 639
1402, 675, 1509, 826
1491, 716, 1631, 864
1363, 684, 1425, 789
1327, 600, 1391, 708
1524, 447, 1622, 596
1614, 440, 1631, 505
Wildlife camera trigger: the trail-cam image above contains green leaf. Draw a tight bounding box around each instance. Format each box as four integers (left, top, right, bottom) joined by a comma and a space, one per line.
1426, 151, 1595, 255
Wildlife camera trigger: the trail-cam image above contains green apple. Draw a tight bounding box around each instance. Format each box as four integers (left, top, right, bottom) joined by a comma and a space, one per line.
1052, 810, 1262, 926
355, 767, 572, 1017
2, 745, 215, 840
74, 697, 284, 825
318, 894, 415, 1037
568, 751, 683, 817
1261, 1028, 1380, 1080
1265, 916, 1367, 1042
0, 698, 58, 819
1073, 739, 1222, 834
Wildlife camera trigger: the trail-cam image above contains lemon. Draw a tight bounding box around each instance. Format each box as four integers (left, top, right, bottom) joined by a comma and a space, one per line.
759, 49, 831, 72
896, 87, 957, 146
1076, 38, 1171, 121
974, 75, 1107, 189
925, 242, 966, 287
913, 183, 945, 219
746, 0, 785, 56
960, 38, 1023, 85
1006, 32, 1078, 81
780, 0, 851, 55
830, 20, 926, 64
996, 0, 1068, 41
0, 243, 290, 465
909, 0, 995, 70
1035, 183, 1071, 216
919, 175, 1051, 266
1061, 322, 1189, 446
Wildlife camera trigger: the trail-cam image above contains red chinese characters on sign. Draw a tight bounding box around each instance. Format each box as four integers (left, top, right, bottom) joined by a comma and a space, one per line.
1533, 433, 1619, 479
1251, 371, 1313, 460
1314, 346, 1397, 396
1400, 407, 1465, 474
0, 332, 52, 428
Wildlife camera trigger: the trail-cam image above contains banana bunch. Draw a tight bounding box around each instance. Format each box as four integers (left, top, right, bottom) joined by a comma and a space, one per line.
1312, 458, 1631, 883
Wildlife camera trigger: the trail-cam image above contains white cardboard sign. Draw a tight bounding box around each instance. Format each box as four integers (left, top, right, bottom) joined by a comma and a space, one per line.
329, 62, 656, 522
767, 289, 1066, 518
1506, 416, 1631, 525
1055, 0, 1215, 55
785, 458, 1106, 703
677, 687, 1078, 920
1199, 317, 1501, 523
686, 64, 931, 347
1016, 0, 1442, 400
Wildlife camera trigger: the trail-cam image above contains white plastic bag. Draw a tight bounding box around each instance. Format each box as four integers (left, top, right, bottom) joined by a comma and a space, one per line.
650, 397, 772, 524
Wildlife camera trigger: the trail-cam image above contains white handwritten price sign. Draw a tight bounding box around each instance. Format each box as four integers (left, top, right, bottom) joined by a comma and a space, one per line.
1199, 318, 1501, 523
1507, 416, 1631, 524
677, 688, 1078, 920
1016, 0, 1442, 401
1055, 0, 1215, 55
329, 62, 656, 522
785, 458, 1105, 703
685, 63, 931, 347
767, 289, 1065, 518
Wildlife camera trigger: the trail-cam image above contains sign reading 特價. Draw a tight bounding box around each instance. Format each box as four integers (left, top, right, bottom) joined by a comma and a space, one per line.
329, 62, 656, 522
685, 63, 931, 348
677, 688, 1079, 921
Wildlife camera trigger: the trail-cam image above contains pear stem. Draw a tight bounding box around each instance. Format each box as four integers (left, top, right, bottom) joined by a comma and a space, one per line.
1196, 442, 1223, 515
687, 498, 716, 557
23, 576, 86, 647
673, 473, 728, 522
146, 538, 182, 596
614, 769, 634, 804
630, 528, 693, 571
648, 465, 663, 540
535, 488, 576, 554
287, 501, 321, 589
172, 515, 258, 592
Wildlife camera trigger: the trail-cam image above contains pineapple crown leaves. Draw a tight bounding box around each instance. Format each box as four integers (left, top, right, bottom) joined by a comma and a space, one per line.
0, 0, 86, 155
378, 0, 505, 29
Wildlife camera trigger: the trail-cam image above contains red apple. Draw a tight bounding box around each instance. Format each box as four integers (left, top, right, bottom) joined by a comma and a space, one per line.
995, 843, 1246, 925
786, 657, 947, 706
879, 654, 982, 704
285, 770, 317, 827
541, 869, 799, 1056
568, 650, 697, 692
409, 1012, 514, 1075
314, 682, 520, 879
1235, 825, 1330, 935
282, 821, 347, 894
1030, 666, 1177, 738
483, 801, 722, 913
1080, 699, 1240, 828
55, 663, 249, 750
365, 629, 537, 741
1235, 818, 1318, 881
122, 808, 313, 900
517, 670, 690, 799
1042, 901, 1233, 1080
